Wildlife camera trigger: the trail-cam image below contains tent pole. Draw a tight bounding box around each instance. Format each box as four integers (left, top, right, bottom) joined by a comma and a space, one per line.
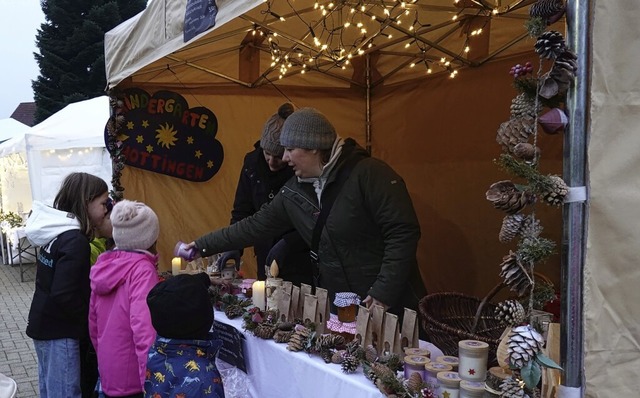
560, 0, 590, 394
366, 54, 372, 154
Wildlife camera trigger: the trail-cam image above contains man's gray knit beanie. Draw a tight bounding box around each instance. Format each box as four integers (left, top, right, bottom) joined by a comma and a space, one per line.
279, 107, 336, 150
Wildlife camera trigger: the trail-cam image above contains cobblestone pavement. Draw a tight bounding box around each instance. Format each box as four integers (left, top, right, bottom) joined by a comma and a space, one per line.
0, 263, 38, 397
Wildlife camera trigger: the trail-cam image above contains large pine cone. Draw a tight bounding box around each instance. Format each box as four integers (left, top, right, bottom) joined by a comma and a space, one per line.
500, 376, 531, 398
541, 175, 569, 206
529, 0, 565, 24
496, 116, 536, 153
315, 333, 346, 351
253, 324, 276, 339
486, 181, 535, 214
287, 326, 311, 352
406, 372, 424, 394
495, 300, 526, 326
499, 214, 526, 243
224, 304, 245, 319
273, 330, 294, 343
507, 325, 545, 368
499, 251, 532, 296
510, 93, 541, 120
554, 50, 578, 74
341, 354, 359, 373
534, 31, 566, 59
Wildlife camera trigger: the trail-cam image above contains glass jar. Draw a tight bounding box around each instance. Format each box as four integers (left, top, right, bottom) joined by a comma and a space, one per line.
436, 355, 459, 371
404, 347, 431, 358
458, 340, 489, 382
460, 380, 485, 398
437, 371, 461, 398
404, 355, 430, 380
424, 363, 453, 390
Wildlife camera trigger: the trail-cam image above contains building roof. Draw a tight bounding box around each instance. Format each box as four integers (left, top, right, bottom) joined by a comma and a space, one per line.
10, 102, 37, 127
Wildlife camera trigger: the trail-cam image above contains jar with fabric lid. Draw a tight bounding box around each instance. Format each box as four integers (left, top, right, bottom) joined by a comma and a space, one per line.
424, 362, 453, 389
459, 380, 485, 398
437, 371, 461, 398
436, 355, 459, 371
334, 292, 360, 322
458, 340, 489, 381
404, 355, 430, 380
404, 347, 431, 358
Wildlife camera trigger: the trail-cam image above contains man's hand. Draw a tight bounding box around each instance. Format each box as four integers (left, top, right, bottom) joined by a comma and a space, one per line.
362, 295, 390, 312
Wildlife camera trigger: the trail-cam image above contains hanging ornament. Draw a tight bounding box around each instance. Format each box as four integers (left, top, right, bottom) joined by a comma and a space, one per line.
529, 0, 566, 25
495, 300, 527, 326
534, 30, 566, 59
507, 325, 545, 368
486, 181, 535, 215
499, 214, 526, 243
496, 116, 536, 153
512, 142, 540, 162
541, 175, 569, 206
538, 108, 568, 134
499, 251, 532, 296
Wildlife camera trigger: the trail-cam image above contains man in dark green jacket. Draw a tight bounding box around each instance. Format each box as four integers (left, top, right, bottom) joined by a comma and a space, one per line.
185, 107, 426, 315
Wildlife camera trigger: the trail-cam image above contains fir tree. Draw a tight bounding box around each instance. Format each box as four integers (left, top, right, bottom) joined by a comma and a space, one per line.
32, 0, 146, 123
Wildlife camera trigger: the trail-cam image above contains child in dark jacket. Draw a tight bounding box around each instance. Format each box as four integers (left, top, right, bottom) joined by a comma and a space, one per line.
144, 273, 224, 398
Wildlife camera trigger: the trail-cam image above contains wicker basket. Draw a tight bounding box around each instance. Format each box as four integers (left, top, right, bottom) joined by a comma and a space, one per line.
419, 291, 504, 366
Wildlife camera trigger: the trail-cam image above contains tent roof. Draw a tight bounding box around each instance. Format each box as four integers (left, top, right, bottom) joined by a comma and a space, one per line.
0, 118, 30, 143
106, 0, 545, 90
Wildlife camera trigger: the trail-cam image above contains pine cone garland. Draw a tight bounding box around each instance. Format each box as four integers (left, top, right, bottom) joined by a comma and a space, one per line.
510, 93, 541, 120
500, 376, 530, 398
496, 116, 536, 153
512, 143, 540, 162
499, 251, 532, 296
495, 300, 527, 326
521, 215, 543, 239
534, 31, 566, 59
499, 214, 526, 243
529, 0, 565, 25
486, 181, 535, 215
341, 354, 360, 373
541, 175, 569, 206
507, 325, 545, 368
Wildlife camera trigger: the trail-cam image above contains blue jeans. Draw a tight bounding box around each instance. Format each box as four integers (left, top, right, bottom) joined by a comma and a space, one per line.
33, 338, 82, 398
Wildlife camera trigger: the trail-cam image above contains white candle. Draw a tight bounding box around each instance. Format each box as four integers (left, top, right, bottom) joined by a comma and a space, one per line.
252, 280, 266, 310
171, 257, 182, 275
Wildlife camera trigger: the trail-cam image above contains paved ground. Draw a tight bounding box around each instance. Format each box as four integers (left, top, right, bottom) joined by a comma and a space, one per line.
0, 263, 39, 397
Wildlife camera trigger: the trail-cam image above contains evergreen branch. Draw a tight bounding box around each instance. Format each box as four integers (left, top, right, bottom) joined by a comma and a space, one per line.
496, 154, 555, 194
518, 236, 556, 264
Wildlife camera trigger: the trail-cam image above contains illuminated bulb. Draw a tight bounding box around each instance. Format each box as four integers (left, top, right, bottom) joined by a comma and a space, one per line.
322, 9, 327, 15
410, 62, 416, 67
298, 53, 302, 57
358, 49, 365, 55
450, 72, 455, 78
344, 22, 351, 28
367, 43, 372, 48
405, 10, 410, 15
342, 65, 346, 69
279, 74, 283, 79
361, 28, 367, 34
445, 61, 450, 66
361, 5, 365, 11
288, 63, 292, 67
351, 7, 356, 13
321, 44, 328, 50
493, 9, 498, 15
345, 59, 350, 65
396, 19, 402, 25
314, 2, 318, 9
371, 15, 376, 20
252, 30, 256, 36
301, 69, 306, 74
452, 15, 458, 21
409, 25, 414, 31
405, 42, 411, 48
357, 22, 363, 28
477, 28, 483, 34
273, 32, 278, 37
49, 149, 55, 154
440, 57, 446, 63
387, 34, 393, 39
328, 2, 334, 8
402, 1, 407, 7
270, 61, 276, 67
464, 46, 470, 53
347, 53, 353, 59
427, 68, 432, 74
384, 9, 390, 15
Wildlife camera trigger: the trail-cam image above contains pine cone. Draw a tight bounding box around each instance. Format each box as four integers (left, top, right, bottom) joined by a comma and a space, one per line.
520, 215, 542, 239
253, 324, 276, 339
507, 325, 545, 368
495, 300, 527, 326
320, 348, 334, 363
371, 362, 396, 380
341, 354, 359, 373
512, 143, 540, 162
499, 251, 532, 296
529, 0, 565, 24
364, 345, 378, 363
287, 326, 311, 352
332, 350, 346, 364
406, 372, 424, 394
486, 181, 535, 215
224, 304, 245, 319
273, 330, 294, 343
496, 117, 536, 153
541, 175, 569, 206
554, 50, 578, 74
510, 93, 541, 120
315, 333, 346, 351
500, 376, 530, 398
534, 31, 566, 59
499, 214, 526, 243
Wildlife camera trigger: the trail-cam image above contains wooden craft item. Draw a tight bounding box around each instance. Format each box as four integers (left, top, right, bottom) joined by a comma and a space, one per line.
382, 312, 401, 356
400, 308, 419, 351
278, 290, 292, 322
355, 305, 371, 346
370, 304, 386, 354
266, 278, 283, 311
315, 287, 329, 334
299, 283, 312, 319
542, 323, 561, 398
281, 280, 293, 296
303, 293, 318, 324
290, 285, 301, 320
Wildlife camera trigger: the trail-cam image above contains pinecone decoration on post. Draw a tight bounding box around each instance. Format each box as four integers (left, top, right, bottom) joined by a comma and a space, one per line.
486, 181, 535, 215
510, 93, 541, 120
534, 31, 566, 59
529, 0, 565, 25
499, 251, 533, 296
541, 175, 569, 206
521, 215, 543, 239
507, 325, 545, 368
495, 300, 527, 326
512, 143, 540, 162
496, 117, 536, 152
500, 377, 531, 398
499, 214, 526, 243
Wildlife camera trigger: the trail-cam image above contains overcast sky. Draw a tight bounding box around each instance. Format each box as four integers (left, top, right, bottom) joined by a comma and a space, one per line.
0, 0, 45, 120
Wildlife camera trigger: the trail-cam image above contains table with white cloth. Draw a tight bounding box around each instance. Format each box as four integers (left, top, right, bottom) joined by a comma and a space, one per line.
4, 226, 37, 282
213, 311, 444, 398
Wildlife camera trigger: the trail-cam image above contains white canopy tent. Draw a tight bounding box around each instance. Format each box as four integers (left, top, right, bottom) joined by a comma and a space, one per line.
0, 119, 31, 214
0, 118, 29, 143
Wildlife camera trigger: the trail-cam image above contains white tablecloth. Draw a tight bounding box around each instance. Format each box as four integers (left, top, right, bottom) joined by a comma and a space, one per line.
214, 311, 384, 398
7, 227, 27, 250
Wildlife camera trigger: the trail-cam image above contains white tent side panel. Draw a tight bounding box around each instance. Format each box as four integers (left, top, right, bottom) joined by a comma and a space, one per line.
586, 1, 640, 396
0, 153, 32, 214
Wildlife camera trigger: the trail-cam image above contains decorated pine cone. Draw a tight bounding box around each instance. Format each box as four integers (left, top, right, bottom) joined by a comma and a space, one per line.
510, 93, 541, 120
486, 181, 535, 215
499, 251, 532, 297
253, 323, 276, 339
535, 31, 566, 59
500, 376, 530, 398
512, 143, 540, 162
507, 325, 545, 368
405, 372, 424, 394
554, 50, 578, 74
496, 116, 536, 153
541, 175, 569, 206
273, 330, 294, 343
529, 0, 565, 24
371, 362, 396, 380
495, 300, 527, 326
341, 354, 360, 373
499, 214, 526, 243
521, 215, 543, 239
320, 348, 334, 363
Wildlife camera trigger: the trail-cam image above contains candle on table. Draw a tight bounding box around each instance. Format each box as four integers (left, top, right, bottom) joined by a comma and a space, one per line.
171, 257, 182, 275
252, 280, 266, 311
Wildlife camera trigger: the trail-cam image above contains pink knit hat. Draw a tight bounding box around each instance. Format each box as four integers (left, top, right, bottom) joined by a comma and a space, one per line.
111, 200, 159, 251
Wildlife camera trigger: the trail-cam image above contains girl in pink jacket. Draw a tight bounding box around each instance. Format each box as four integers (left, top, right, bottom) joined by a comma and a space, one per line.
89, 200, 160, 398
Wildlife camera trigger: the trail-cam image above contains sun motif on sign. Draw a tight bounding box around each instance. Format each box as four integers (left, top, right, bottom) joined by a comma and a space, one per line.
155, 123, 178, 149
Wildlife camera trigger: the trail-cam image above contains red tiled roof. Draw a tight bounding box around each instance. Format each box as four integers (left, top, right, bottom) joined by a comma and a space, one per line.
10, 102, 37, 127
